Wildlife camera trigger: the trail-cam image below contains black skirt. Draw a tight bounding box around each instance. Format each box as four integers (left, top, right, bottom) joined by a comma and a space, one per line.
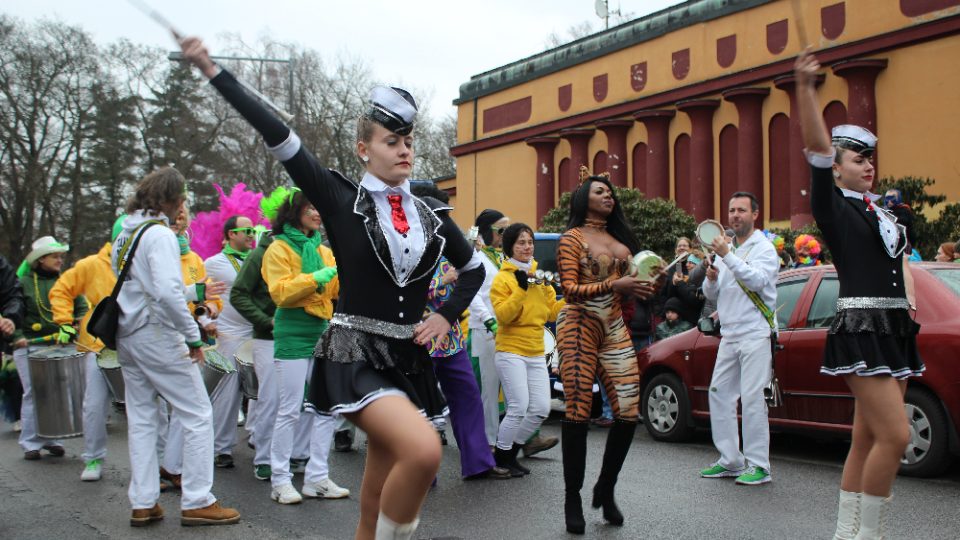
306, 323, 448, 421
820, 308, 924, 380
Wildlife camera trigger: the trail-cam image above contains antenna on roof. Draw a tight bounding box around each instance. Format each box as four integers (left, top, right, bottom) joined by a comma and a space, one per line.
594, 0, 620, 30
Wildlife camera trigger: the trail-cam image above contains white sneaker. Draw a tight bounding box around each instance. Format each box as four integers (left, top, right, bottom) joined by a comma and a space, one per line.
80, 459, 102, 481
302, 477, 350, 499
270, 483, 303, 504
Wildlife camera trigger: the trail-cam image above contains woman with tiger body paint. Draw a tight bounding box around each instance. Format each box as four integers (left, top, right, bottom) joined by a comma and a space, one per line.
556, 172, 659, 534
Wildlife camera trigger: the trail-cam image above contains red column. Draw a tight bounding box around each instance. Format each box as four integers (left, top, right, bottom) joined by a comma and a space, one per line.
676, 99, 720, 222
596, 119, 633, 187
774, 73, 824, 228
722, 87, 770, 223
632, 109, 675, 199
832, 58, 887, 173
525, 136, 560, 227
559, 128, 595, 191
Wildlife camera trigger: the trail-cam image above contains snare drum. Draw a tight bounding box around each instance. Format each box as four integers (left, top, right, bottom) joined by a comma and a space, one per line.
201, 347, 236, 396
233, 340, 258, 400
96, 349, 125, 405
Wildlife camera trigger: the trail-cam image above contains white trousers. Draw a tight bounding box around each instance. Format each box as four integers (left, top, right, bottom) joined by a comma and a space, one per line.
270, 358, 335, 487
12, 347, 64, 452
251, 339, 278, 466
471, 330, 500, 446
81, 352, 111, 461
118, 323, 217, 510
494, 352, 550, 451
210, 333, 247, 455
708, 336, 772, 472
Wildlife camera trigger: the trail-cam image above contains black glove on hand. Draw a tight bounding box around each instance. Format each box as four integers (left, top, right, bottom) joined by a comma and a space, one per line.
514, 270, 529, 290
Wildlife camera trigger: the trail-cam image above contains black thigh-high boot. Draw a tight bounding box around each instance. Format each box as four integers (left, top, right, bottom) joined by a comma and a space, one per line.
591, 419, 637, 526
562, 421, 589, 534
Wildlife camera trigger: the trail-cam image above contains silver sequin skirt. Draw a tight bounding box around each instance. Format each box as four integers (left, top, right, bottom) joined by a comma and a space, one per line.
820, 308, 924, 380
306, 322, 448, 420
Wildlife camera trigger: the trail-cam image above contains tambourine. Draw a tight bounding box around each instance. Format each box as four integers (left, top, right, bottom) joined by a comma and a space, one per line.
527, 269, 561, 286
695, 219, 725, 248
627, 251, 665, 282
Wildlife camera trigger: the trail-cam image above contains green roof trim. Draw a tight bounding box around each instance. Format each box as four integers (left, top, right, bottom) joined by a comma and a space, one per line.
455, 0, 775, 105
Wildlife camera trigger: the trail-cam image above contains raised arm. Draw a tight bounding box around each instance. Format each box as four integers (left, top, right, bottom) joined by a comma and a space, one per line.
795, 48, 831, 155
178, 37, 350, 217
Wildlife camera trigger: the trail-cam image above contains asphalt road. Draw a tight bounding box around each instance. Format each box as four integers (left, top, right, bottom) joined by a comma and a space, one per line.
1, 411, 958, 540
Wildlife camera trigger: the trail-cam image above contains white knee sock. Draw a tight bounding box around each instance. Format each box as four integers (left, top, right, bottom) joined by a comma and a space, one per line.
833, 489, 861, 540
375, 512, 420, 540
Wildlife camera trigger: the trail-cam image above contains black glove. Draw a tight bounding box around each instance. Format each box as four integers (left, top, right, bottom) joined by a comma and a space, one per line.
514, 270, 529, 290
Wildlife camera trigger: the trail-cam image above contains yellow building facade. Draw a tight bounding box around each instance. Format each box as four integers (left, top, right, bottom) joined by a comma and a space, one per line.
449, 0, 960, 230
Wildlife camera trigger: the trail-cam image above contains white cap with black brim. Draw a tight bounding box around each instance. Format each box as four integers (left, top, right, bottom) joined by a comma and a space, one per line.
831, 124, 877, 157
367, 86, 418, 135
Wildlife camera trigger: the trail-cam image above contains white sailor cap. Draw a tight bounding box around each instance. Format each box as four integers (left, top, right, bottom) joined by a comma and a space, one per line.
831, 124, 877, 157
366, 86, 418, 135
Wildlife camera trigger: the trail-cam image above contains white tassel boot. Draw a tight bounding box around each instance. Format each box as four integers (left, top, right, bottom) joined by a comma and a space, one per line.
854, 494, 891, 540
375, 512, 420, 540
833, 489, 861, 540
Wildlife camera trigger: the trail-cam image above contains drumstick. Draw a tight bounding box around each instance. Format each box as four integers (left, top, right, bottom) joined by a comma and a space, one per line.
662, 252, 690, 273
126, 0, 295, 123
790, 0, 809, 49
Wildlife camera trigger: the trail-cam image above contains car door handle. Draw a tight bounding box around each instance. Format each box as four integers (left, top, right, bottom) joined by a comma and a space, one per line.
775, 343, 785, 351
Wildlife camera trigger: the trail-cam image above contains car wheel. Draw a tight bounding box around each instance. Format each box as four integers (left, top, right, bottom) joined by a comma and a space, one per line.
900, 388, 951, 478
642, 373, 694, 443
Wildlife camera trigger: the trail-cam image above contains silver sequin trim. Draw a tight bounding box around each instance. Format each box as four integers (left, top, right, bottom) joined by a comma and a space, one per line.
836, 297, 910, 311
331, 313, 418, 339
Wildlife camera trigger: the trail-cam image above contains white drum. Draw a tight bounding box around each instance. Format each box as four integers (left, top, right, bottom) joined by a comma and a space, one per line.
233, 340, 258, 400
97, 349, 125, 405
629, 250, 665, 282
543, 328, 557, 367
696, 219, 726, 247
201, 347, 236, 396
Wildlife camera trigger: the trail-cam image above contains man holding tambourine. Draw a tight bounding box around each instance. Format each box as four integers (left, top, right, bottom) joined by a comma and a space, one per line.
699, 192, 779, 486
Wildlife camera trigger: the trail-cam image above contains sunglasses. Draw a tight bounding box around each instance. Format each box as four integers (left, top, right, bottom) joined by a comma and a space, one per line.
495, 227, 507, 235
230, 227, 257, 236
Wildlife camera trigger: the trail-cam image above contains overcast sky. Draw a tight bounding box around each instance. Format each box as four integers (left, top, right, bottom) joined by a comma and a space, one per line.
5, 0, 684, 117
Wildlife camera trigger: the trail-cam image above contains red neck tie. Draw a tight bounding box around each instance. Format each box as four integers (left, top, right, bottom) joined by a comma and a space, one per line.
387, 194, 410, 235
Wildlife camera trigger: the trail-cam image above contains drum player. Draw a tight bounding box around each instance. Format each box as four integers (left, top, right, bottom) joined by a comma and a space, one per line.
48, 216, 127, 481
204, 214, 257, 470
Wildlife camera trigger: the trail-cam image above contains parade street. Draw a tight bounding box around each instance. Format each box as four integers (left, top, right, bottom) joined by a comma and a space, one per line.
1, 412, 957, 540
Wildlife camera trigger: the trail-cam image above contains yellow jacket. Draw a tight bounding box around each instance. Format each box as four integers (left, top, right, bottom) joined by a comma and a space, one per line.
50, 243, 115, 352
491, 259, 564, 357
262, 240, 339, 320
181, 250, 223, 313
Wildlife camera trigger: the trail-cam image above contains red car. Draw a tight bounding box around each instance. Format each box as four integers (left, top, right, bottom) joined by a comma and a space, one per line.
638, 262, 960, 477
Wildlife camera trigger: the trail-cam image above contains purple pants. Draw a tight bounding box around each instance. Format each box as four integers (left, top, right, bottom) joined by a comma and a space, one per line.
433, 348, 496, 477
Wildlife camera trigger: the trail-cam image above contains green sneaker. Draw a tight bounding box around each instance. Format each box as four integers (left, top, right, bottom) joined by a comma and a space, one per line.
254, 464, 271, 481
735, 466, 771, 485
699, 463, 744, 478
81, 459, 103, 481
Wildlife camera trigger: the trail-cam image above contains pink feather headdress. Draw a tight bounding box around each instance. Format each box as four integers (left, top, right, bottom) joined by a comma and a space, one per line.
189, 183, 270, 260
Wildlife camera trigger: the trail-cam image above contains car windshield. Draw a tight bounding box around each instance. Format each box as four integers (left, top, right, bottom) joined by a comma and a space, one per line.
929, 268, 960, 297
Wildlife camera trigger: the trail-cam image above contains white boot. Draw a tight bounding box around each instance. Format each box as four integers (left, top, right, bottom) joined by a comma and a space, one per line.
375, 512, 420, 540
833, 489, 861, 540
854, 494, 891, 540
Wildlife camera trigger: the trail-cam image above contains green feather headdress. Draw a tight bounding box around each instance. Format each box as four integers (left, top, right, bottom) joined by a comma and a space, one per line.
259, 186, 301, 222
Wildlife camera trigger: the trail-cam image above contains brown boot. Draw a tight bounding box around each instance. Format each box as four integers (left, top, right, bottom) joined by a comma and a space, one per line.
159, 467, 181, 490
181, 501, 240, 526
130, 503, 164, 527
